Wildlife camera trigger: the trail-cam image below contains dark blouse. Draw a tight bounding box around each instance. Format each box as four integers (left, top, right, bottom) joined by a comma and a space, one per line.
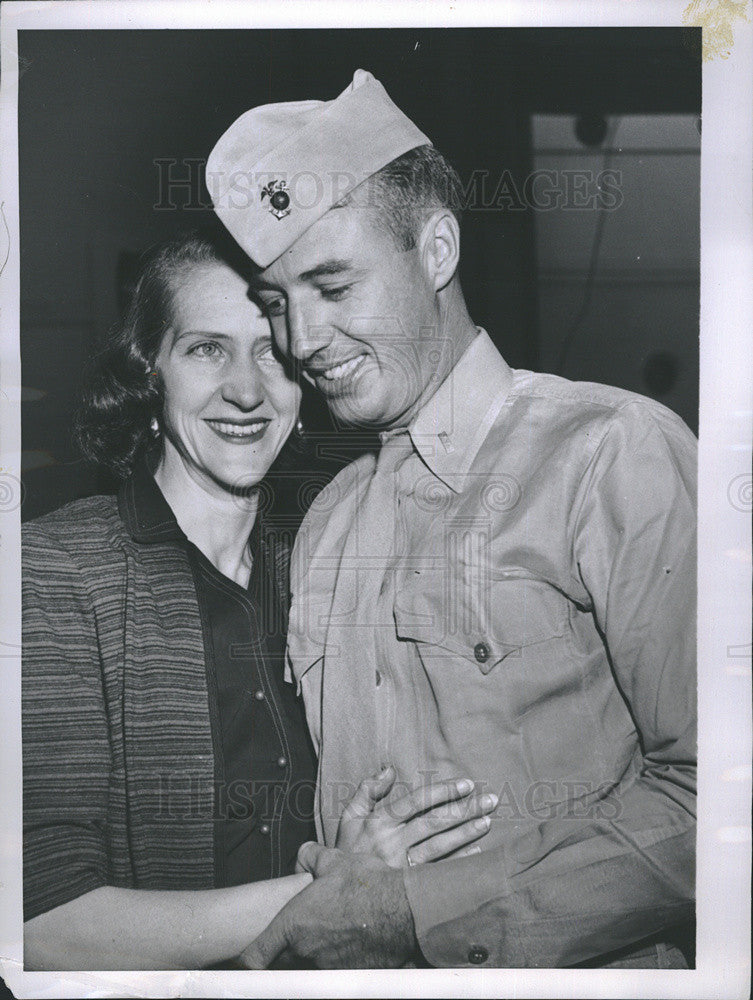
22, 461, 316, 920
139, 465, 317, 885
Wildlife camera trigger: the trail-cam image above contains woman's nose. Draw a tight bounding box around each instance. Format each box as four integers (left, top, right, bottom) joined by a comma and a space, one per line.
220, 358, 264, 410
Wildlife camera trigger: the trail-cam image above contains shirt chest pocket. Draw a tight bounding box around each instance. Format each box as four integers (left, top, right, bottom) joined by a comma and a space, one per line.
393, 572, 569, 674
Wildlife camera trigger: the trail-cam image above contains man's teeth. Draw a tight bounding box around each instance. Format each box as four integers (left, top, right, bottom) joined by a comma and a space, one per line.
211, 421, 266, 437
321, 356, 365, 381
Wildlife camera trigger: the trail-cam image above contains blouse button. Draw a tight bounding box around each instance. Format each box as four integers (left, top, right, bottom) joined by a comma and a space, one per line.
468, 945, 489, 964
259, 823, 270, 835
277, 756, 288, 768
473, 642, 490, 664
254, 689, 265, 701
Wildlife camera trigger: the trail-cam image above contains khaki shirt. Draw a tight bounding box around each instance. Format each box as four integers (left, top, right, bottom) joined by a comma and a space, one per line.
287, 330, 696, 967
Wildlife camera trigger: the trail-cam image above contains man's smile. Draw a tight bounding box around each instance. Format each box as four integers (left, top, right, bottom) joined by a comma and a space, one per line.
307, 354, 368, 391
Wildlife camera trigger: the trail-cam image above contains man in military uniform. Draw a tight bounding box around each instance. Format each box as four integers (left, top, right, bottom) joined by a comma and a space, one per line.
207, 69, 696, 969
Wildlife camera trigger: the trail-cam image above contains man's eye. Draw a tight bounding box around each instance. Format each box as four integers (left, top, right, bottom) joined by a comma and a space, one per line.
320, 285, 351, 302
261, 297, 287, 317
188, 342, 223, 359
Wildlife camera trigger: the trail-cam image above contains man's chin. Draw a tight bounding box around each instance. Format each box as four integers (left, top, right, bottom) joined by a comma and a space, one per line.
325, 393, 409, 432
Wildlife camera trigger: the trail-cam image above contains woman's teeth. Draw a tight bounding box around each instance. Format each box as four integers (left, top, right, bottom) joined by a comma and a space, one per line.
210, 421, 266, 437
321, 356, 365, 381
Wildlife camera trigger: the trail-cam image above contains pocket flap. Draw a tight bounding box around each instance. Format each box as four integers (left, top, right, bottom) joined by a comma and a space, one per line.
394, 574, 567, 674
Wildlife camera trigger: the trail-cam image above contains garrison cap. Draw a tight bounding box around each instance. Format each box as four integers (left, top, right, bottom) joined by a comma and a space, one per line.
207, 69, 431, 267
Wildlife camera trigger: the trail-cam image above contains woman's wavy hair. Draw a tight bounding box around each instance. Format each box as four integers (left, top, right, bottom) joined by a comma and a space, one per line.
75, 229, 252, 480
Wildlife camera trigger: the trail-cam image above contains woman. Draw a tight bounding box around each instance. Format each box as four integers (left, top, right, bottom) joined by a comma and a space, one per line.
22, 232, 495, 970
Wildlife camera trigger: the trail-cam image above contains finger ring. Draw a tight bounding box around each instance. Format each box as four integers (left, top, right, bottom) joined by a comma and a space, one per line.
406, 850, 417, 867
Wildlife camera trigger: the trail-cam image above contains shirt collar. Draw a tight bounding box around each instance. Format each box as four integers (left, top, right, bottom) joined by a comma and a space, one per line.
118, 455, 265, 562
117, 456, 186, 544
408, 328, 514, 493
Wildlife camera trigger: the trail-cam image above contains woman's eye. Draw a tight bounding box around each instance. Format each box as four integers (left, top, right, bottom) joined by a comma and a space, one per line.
257, 344, 282, 367
188, 342, 222, 359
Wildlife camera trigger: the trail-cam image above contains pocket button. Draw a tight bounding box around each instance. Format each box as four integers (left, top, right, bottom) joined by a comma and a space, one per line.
473, 642, 490, 664
468, 945, 489, 964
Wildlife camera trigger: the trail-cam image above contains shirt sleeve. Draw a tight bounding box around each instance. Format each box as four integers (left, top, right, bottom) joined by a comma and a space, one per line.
403, 400, 697, 967
23, 526, 112, 920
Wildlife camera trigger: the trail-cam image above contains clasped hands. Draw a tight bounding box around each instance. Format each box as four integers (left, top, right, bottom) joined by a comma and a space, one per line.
238, 766, 497, 969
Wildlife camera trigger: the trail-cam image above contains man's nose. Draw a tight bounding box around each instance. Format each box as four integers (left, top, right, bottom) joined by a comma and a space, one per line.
287, 300, 333, 363
220, 357, 264, 410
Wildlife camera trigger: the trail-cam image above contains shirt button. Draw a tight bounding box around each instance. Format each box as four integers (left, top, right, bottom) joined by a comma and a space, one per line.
474, 642, 490, 664
375, 670, 382, 687
254, 689, 265, 701
468, 945, 489, 964
259, 823, 270, 835
277, 756, 287, 768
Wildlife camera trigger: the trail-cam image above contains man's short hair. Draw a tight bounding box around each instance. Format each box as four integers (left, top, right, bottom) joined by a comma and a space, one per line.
345, 144, 464, 251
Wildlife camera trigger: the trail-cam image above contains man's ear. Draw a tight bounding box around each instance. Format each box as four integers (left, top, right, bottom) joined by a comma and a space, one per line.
419, 210, 460, 292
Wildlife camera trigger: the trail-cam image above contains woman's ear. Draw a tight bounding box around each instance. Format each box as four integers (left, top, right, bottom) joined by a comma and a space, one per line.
419, 210, 460, 292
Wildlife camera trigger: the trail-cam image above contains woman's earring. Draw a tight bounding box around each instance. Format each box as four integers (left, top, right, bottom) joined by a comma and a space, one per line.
295, 417, 305, 437
150, 417, 160, 438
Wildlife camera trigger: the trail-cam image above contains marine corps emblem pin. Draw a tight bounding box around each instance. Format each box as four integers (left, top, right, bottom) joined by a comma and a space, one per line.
260, 179, 291, 220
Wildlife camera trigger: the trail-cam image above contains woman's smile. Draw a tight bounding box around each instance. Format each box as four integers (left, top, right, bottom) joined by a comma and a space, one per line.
204, 416, 271, 443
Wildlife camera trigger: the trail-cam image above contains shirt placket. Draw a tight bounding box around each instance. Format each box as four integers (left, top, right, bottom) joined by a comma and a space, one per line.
372, 457, 412, 771
373, 556, 394, 769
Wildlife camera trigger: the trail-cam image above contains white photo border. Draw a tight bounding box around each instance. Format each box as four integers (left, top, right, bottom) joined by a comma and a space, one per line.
1, 1, 750, 997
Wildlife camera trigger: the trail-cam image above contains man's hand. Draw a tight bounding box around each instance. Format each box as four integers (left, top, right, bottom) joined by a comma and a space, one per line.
336, 766, 495, 867
239, 843, 417, 968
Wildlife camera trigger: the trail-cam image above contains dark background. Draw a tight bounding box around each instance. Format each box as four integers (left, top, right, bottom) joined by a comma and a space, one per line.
18, 27, 701, 521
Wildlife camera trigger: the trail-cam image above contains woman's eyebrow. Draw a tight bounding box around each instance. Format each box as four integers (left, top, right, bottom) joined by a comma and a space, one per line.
172, 329, 233, 344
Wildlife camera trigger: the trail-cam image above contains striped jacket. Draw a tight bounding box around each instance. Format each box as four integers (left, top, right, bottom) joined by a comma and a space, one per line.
22, 479, 294, 920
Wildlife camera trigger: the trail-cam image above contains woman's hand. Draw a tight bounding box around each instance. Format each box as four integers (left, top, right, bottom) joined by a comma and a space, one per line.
333, 765, 497, 868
